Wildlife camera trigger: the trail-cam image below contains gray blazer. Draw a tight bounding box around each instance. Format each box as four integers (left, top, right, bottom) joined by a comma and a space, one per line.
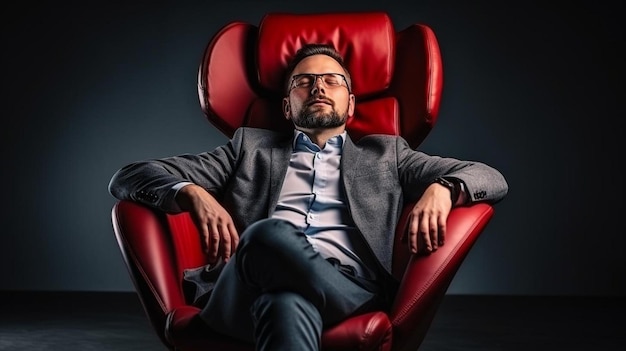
109, 127, 508, 286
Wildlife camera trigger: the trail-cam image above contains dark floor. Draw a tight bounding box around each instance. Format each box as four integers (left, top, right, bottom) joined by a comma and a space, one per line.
0, 292, 623, 351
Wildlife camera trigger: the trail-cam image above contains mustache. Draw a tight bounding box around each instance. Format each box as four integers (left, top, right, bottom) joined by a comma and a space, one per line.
305, 96, 334, 107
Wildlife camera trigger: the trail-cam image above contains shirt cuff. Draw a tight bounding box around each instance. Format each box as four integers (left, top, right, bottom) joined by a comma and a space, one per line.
169, 182, 194, 212
455, 181, 468, 206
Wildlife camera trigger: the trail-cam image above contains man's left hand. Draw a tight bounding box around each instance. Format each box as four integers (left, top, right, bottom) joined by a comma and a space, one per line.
406, 182, 453, 254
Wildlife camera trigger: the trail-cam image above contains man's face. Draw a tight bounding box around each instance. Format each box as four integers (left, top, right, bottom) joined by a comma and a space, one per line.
283, 54, 355, 130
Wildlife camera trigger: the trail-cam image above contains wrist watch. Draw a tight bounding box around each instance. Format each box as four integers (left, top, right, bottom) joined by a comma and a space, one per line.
433, 177, 460, 204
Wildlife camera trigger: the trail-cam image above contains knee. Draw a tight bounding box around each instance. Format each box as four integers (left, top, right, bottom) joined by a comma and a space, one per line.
236, 219, 310, 287
239, 218, 297, 249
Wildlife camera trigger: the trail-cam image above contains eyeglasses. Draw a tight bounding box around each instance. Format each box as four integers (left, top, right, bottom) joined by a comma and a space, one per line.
289, 73, 350, 92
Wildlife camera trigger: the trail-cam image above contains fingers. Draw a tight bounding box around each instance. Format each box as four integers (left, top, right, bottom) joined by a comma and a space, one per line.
181, 186, 240, 264
421, 213, 438, 252
407, 214, 434, 254
202, 220, 239, 264
228, 222, 240, 251
217, 222, 240, 262
407, 214, 420, 254
217, 223, 231, 262
206, 222, 221, 264
437, 215, 446, 247
407, 209, 448, 255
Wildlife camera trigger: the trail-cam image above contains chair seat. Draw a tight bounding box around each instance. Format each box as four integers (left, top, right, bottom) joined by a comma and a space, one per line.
165, 305, 392, 351
110, 11, 499, 351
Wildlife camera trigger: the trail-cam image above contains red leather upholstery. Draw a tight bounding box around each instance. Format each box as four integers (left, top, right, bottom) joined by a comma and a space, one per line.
111, 11, 495, 351
198, 12, 442, 149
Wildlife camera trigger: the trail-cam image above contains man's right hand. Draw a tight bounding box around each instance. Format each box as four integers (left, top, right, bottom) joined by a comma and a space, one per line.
175, 184, 239, 264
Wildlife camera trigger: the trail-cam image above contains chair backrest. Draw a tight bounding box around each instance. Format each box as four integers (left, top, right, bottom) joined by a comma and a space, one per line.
111, 13, 497, 351
197, 11, 443, 149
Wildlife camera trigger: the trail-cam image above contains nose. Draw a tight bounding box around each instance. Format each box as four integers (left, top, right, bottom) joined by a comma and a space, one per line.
309, 76, 325, 96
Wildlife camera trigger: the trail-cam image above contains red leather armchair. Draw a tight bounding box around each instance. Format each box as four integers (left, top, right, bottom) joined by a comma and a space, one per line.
111, 12, 496, 351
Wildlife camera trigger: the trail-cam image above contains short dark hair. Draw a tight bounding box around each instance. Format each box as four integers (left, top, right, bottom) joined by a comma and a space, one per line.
283, 43, 352, 94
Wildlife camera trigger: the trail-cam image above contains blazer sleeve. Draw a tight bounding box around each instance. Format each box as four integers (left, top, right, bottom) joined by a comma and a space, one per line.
396, 137, 508, 204
107, 128, 245, 213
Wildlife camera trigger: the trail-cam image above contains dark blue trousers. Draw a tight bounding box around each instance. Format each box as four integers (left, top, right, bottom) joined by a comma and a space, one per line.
200, 218, 380, 351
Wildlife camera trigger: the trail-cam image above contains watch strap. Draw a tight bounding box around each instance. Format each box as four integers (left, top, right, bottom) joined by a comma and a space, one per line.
433, 177, 460, 204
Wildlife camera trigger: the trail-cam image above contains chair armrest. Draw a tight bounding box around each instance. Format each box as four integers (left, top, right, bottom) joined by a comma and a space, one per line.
388, 203, 494, 351
322, 312, 393, 351
111, 200, 189, 345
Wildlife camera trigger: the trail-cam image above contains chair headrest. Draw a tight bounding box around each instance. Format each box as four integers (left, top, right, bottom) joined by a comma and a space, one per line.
198, 11, 442, 148
256, 12, 396, 97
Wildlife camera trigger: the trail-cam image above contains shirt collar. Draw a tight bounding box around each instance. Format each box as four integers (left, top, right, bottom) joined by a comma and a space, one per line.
292, 129, 346, 153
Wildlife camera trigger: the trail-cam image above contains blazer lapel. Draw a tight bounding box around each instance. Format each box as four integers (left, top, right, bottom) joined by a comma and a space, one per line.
341, 135, 361, 226
267, 139, 293, 217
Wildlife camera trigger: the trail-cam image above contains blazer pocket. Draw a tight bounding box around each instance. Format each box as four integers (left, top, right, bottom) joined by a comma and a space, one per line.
352, 167, 396, 192
353, 161, 393, 179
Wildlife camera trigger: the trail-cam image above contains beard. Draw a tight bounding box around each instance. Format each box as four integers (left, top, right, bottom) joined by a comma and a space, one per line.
292, 105, 348, 129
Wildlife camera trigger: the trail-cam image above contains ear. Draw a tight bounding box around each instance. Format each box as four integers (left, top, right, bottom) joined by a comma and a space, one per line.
347, 93, 356, 117
282, 97, 291, 120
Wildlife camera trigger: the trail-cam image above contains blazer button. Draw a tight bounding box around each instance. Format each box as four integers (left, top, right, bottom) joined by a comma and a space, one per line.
473, 190, 486, 200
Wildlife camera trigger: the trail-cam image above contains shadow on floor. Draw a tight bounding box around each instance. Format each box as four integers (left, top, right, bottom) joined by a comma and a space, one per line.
0, 292, 623, 351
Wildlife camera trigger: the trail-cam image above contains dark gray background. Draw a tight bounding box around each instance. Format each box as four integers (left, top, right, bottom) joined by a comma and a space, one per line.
1, 0, 622, 295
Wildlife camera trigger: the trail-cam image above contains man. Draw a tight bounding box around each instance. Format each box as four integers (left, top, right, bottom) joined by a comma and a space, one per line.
108, 43, 508, 350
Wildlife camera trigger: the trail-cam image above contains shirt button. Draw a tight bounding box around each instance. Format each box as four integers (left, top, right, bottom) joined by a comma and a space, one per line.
316, 153, 322, 159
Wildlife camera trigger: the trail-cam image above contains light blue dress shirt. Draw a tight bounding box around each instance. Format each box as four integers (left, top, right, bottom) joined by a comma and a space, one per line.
271, 130, 378, 280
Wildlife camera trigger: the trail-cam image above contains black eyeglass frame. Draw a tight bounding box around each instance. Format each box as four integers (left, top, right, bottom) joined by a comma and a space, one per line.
288, 73, 351, 93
